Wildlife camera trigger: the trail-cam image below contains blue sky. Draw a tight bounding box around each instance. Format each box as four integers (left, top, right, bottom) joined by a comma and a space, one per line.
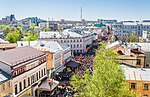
0, 0, 150, 21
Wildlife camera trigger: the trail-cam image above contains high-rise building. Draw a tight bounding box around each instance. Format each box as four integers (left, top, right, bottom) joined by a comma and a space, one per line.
10, 14, 16, 21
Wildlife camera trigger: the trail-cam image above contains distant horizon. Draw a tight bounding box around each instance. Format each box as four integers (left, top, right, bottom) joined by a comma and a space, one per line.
0, 0, 150, 21
1, 14, 150, 22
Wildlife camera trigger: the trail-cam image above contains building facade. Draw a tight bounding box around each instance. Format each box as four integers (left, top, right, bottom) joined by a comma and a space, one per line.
0, 46, 47, 97
112, 21, 150, 36
122, 65, 150, 97
38, 29, 94, 55
0, 70, 12, 97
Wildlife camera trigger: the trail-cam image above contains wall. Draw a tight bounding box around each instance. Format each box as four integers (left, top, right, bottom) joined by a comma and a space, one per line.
127, 80, 150, 97
12, 62, 47, 97
0, 80, 13, 97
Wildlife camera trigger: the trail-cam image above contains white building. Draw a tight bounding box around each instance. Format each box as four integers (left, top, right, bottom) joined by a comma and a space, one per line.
142, 31, 150, 42
39, 29, 94, 55
112, 21, 150, 36
17, 40, 71, 74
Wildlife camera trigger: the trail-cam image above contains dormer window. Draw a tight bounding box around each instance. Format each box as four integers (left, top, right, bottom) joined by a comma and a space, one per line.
13, 71, 17, 76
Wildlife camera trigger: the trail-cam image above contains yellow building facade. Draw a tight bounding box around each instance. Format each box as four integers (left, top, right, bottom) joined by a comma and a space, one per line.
0, 80, 13, 97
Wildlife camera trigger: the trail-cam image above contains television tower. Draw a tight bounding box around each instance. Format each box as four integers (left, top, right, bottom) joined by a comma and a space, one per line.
81, 6, 82, 21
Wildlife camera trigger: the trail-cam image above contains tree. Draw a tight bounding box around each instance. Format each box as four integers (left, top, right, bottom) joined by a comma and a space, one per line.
5, 29, 21, 43
126, 32, 139, 42
71, 43, 135, 97
30, 23, 36, 30
1, 26, 11, 35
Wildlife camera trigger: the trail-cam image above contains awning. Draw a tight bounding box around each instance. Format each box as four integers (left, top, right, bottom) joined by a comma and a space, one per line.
65, 60, 80, 68
38, 80, 59, 91
56, 66, 66, 73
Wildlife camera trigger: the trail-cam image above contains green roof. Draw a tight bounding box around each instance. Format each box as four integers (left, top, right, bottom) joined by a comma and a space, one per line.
93, 23, 106, 28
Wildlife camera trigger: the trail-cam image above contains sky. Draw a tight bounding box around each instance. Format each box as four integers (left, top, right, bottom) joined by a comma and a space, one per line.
0, 0, 150, 21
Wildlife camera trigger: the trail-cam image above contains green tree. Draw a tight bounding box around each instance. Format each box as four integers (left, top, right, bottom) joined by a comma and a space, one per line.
1, 26, 11, 35
71, 43, 135, 97
30, 23, 36, 30
5, 29, 21, 43
126, 32, 139, 42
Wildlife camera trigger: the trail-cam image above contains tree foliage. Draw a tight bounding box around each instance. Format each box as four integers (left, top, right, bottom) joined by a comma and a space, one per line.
126, 33, 139, 42
5, 28, 21, 43
71, 43, 135, 97
23, 29, 38, 41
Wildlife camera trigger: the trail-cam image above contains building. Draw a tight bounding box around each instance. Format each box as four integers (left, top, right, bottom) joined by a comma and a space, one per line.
107, 41, 146, 68
142, 31, 150, 42
112, 21, 150, 36
17, 41, 71, 77
0, 46, 47, 97
122, 64, 150, 97
97, 19, 117, 24
0, 70, 12, 97
0, 43, 17, 51
0, 38, 9, 44
38, 29, 94, 55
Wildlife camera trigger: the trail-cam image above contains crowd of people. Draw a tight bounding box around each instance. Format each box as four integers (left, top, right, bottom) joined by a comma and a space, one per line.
52, 54, 95, 97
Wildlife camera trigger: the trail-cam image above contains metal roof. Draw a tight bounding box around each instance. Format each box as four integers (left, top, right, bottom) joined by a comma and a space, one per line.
0, 70, 11, 84
122, 64, 150, 81
0, 46, 44, 66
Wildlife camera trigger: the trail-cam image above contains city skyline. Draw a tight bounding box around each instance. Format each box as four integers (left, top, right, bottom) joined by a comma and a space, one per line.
0, 0, 150, 21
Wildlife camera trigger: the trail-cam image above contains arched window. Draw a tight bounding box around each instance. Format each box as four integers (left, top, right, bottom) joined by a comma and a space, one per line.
13, 71, 17, 76
117, 50, 124, 55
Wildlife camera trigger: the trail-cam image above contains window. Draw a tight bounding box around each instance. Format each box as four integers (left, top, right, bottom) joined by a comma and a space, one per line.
19, 82, 22, 92
21, 43, 23, 46
74, 40, 75, 42
80, 39, 82, 42
143, 94, 148, 97
137, 59, 141, 65
74, 45, 75, 48
41, 69, 43, 77
61, 40, 63, 43
71, 40, 72, 42
44, 68, 46, 75
3, 84, 6, 91
39, 71, 41, 78
80, 44, 82, 47
36, 72, 38, 81
144, 84, 148, 90
130, 83, 136, 89
77, 44, 79, 48
28, 77, 30, 86
15, 84, 17, 95
23, 79, 26, 89
13, 71, 17, 76
22, 68, 25, 72
31, 75, 34, 84
71, 45, 72, 48
8, 81, 11, 88
77, 40, 79, 42
18, 70, 21, 74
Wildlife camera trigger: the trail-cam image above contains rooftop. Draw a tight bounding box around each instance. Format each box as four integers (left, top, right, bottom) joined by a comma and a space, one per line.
0, 43, 17, 49
0, 69, 11, 84
122, 64, 150, 81
0, 46, 44, 66
34, 41, 62, 53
